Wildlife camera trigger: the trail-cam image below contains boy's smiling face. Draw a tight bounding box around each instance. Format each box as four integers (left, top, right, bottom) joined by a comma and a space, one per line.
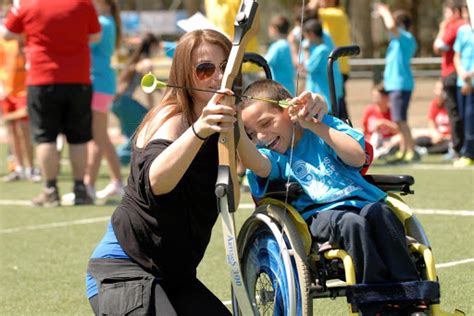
241, 101, 294, 154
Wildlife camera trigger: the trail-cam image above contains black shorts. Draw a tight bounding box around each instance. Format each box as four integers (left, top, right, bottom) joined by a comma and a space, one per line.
27, 84, 92, 144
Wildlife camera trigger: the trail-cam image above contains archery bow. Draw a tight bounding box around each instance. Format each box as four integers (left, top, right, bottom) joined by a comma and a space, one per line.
215, 0, 259, 314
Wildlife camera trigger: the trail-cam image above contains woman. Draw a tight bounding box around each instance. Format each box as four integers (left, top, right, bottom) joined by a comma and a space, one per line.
86, 29, 235, 315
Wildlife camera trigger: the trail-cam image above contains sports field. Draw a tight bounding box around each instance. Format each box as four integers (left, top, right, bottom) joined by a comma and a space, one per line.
0, 152, 473, 315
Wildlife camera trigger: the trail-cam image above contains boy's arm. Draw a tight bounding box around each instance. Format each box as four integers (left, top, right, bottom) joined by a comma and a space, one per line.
308, 122, 366, 167
2, 107, 27, 121
236, 112, 272, 178
375, 3, 399, 38
289, 92, 364, 167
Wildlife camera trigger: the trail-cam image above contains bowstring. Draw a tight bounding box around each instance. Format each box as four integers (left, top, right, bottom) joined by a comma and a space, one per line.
283, 0, 305, 209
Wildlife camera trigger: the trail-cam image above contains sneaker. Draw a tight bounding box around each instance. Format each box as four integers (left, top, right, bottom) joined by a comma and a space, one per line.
25, 168, 42, 183
62, 185, 96, 206
96, 181, 124, 200
403, 150, 421, 163
74, 184, 94, 205
453, 157, 474, 168
2, 170, 25, 182
32, 187, 60, 207
385, 151, 405, 164
61, 192, 76, 206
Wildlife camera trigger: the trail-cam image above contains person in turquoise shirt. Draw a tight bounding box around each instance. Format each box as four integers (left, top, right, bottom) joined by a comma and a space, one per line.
265, 15, 296, 96
301, 19, 343, 114
235, 80, 419, 307
375, 3, 418, 163
453, 21, 474, 167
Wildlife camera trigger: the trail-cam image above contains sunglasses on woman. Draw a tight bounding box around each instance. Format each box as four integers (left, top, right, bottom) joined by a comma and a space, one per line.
194, 62, 227, 80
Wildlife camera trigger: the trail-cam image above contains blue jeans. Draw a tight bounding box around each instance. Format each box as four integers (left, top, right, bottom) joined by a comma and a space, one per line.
457, 89, 474, 159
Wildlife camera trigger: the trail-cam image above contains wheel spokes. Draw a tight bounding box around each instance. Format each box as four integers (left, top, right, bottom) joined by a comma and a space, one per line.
255, 272, 275, 315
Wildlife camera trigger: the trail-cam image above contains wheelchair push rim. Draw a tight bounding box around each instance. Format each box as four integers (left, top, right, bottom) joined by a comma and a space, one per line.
233, 204, 312, 316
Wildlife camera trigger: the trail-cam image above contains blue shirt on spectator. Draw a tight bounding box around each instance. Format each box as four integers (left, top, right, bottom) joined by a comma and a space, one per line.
90, 15, 116, 95
265, 38, 296, 95
304, 42, 343, 113
383, 28, 417, 92
453, 24, 474, 88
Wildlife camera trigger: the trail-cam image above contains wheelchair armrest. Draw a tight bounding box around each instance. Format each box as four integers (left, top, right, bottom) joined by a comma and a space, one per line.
363, 174, 414, 195
263, 181, 304, 202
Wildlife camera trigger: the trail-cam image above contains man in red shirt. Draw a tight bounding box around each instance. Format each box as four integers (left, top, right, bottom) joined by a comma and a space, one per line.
433, 0, 466, 159
1, 0, 101, 206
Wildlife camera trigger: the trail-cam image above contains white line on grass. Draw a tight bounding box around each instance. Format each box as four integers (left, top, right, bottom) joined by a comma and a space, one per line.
0, 216, 110, 234
0, 202, 472, 234
0, 200, 32, 206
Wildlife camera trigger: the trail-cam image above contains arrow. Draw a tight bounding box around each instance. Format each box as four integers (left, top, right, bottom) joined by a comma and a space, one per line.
141, 72, 291, 108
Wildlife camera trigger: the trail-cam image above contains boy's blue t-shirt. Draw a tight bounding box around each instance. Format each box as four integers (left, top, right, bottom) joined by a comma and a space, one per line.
383, 28, 417, 92
85, 221, 129, 299
453, 25, 474, 88
90, 15, 117, 95
304, 43, 343, 113
265, 38, 296, 95
247, 115, 387, 220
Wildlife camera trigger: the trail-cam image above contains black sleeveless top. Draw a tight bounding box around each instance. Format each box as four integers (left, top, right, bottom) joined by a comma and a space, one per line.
111, 135, 219, 289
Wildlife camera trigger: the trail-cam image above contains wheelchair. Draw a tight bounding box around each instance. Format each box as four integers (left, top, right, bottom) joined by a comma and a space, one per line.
231, 48, 465, 316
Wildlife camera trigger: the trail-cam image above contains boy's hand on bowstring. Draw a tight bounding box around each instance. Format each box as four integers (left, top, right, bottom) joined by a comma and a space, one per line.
195, 89, 236, 138
288, 91, 327, 129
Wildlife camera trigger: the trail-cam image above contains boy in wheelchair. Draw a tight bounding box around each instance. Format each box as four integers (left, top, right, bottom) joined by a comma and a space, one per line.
236, 79, 421, 314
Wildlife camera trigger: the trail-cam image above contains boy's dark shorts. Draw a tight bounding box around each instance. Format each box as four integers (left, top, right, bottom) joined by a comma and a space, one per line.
388, 90, 412, 122
27, 84, 92, 144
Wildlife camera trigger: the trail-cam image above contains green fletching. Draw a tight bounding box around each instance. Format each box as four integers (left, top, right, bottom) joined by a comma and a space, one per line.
278, 100, 290, 108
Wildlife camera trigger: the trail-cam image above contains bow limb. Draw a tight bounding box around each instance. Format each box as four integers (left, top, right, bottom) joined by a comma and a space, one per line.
215, 1, 259, 314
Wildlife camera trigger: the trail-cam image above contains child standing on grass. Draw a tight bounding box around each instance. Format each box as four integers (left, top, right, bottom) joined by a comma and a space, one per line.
265, 15, 296, 96
375, 3, 418, 163
236, 80, 419, 313
452, 6, 474, 167
0, 37, 39, 182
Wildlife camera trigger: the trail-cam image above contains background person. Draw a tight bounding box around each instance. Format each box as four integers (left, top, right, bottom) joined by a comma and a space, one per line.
433, 0, 467, 161
111, 32, 160, 166
300, 18, 343, 114
307, 0, 352, 120
413, 80, 452, 155
0, 36, 39, 182
86, 29, 234, 315
375, 3, 418, 163
62, 0, 123, 204
362, 83, 399, 159
1, 0, 101, 206
452, 6, 474, 167
266, 15, 296, 96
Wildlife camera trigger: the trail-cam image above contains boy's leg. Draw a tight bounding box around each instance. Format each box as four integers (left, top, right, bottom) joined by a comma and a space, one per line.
309, 210, 389, 284
359, 202, 419, 282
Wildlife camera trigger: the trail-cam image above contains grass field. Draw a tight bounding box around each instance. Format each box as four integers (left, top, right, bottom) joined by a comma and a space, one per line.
0, 153, 473, 315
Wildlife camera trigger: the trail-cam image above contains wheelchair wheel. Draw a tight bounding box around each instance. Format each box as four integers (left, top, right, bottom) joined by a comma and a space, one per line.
233, 203, 312, 316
